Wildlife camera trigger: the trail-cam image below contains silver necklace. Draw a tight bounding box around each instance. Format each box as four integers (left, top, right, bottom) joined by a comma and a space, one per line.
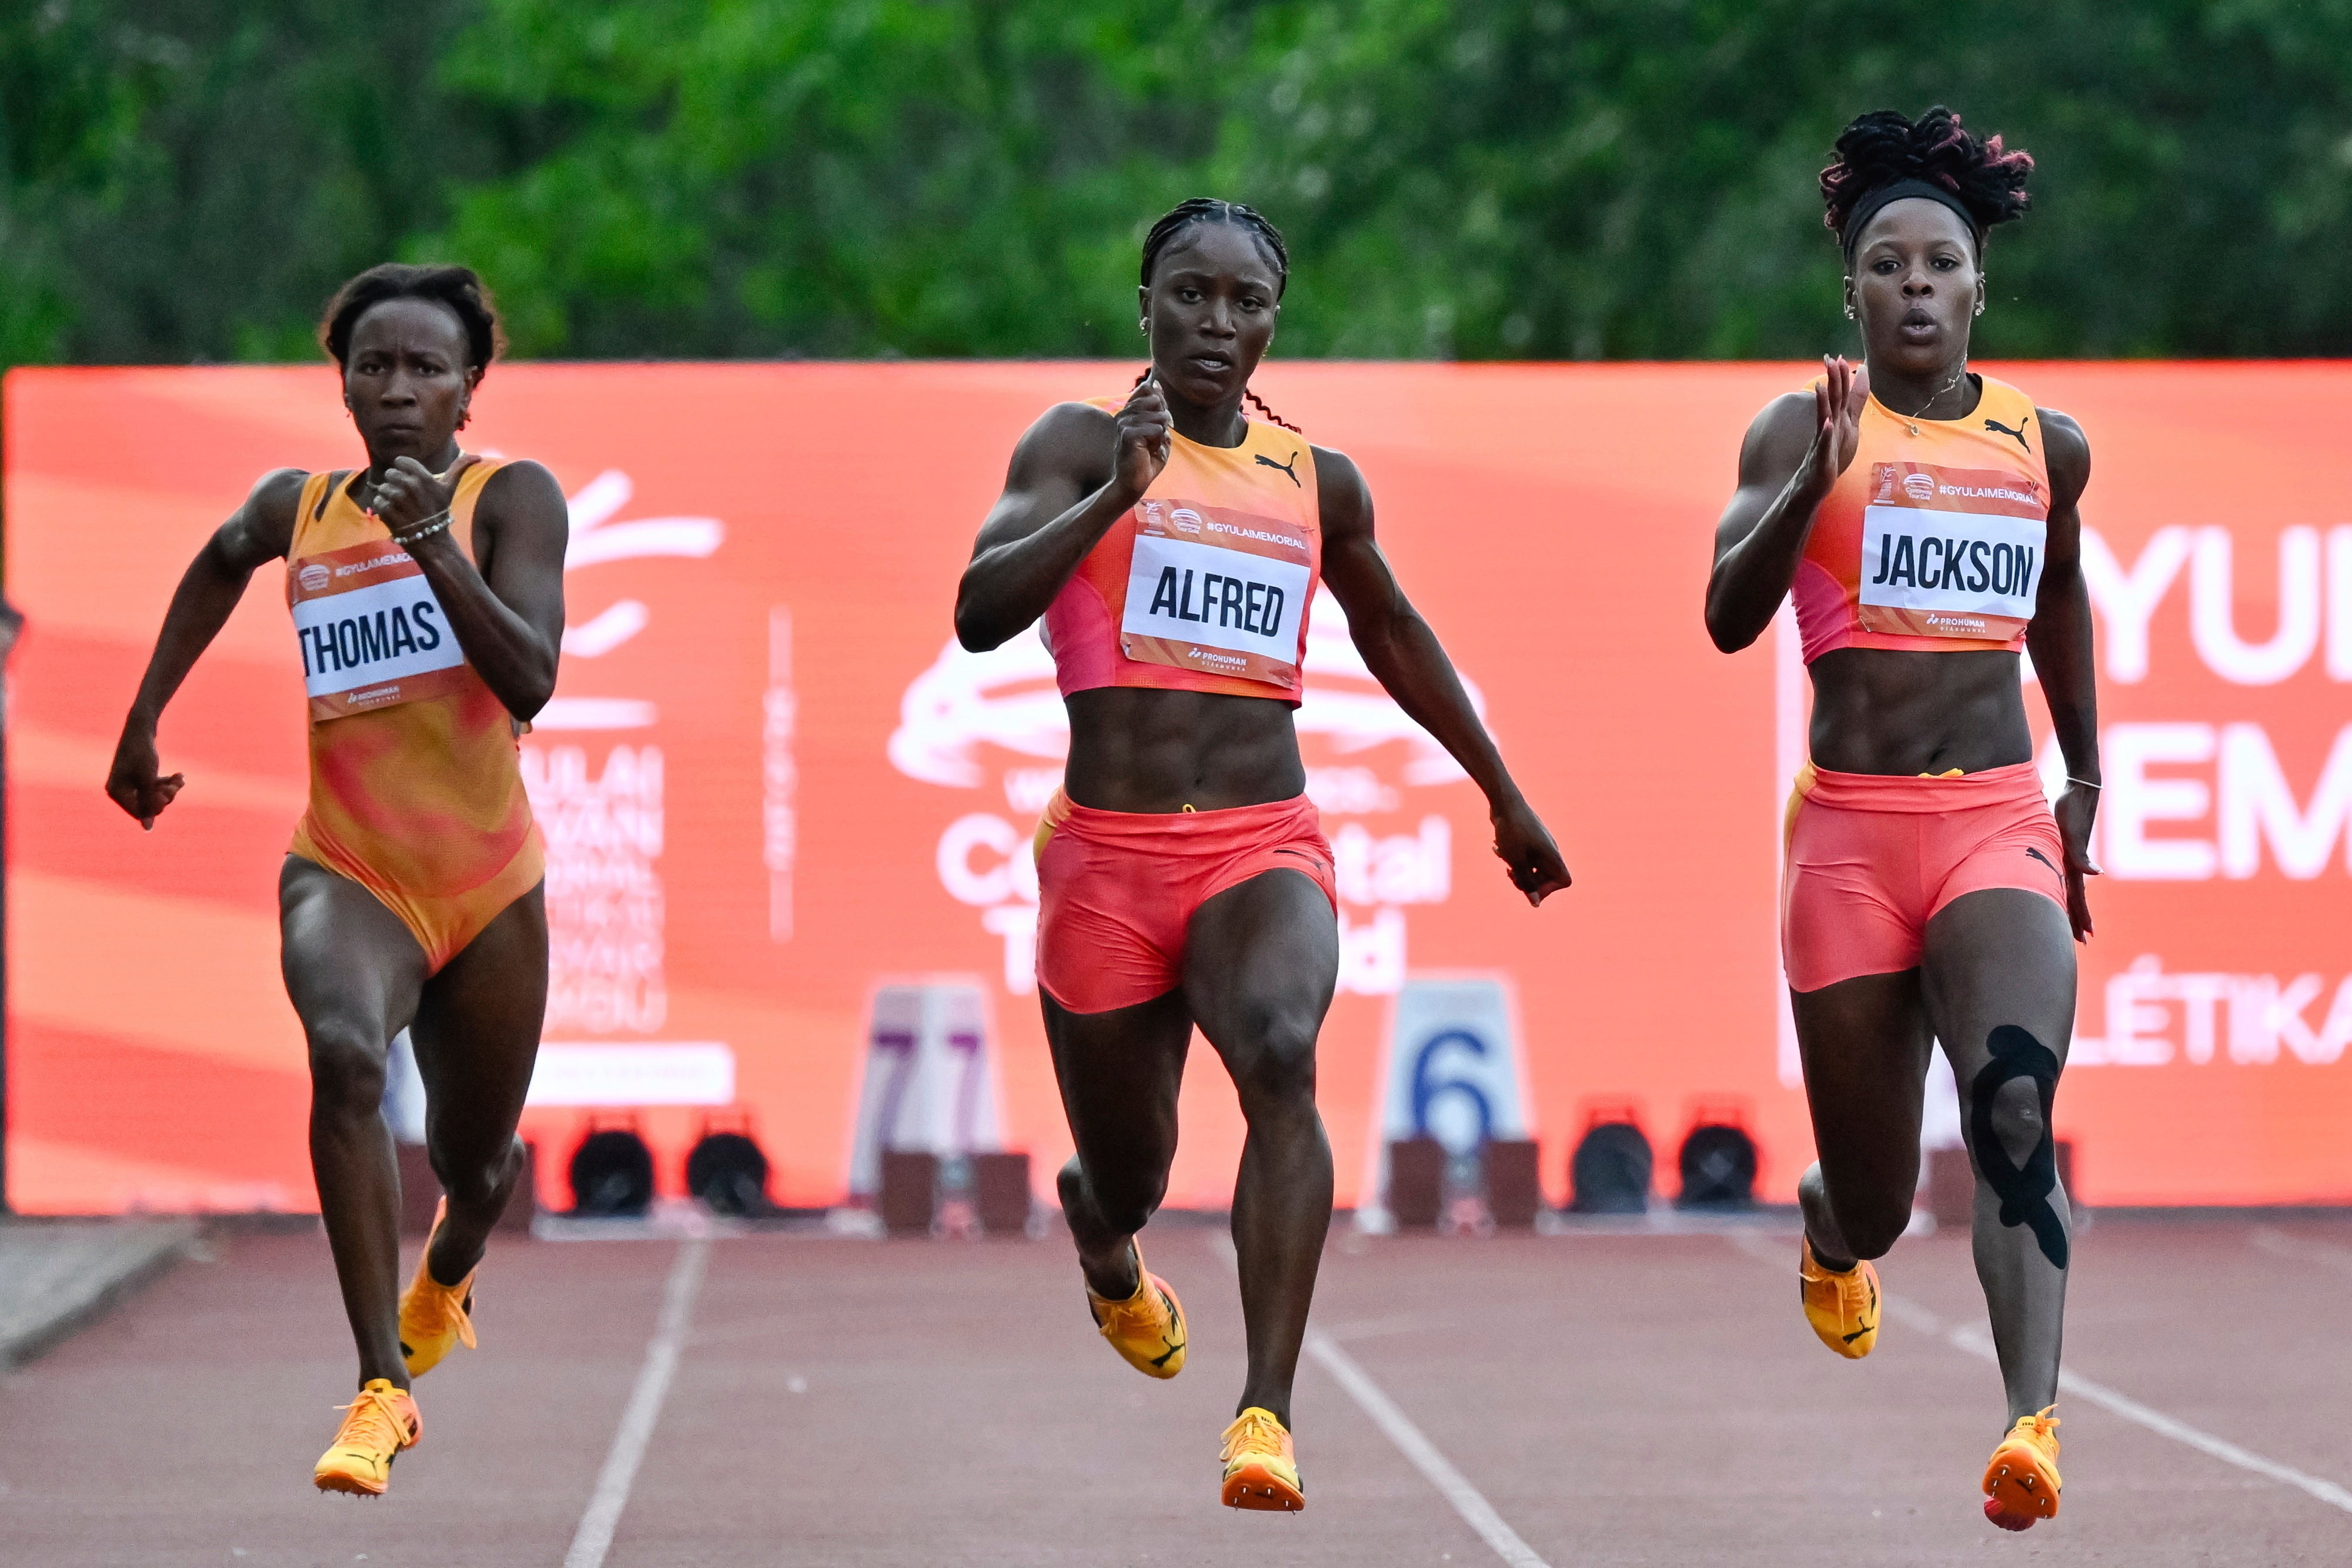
1892, 362, 1967, 437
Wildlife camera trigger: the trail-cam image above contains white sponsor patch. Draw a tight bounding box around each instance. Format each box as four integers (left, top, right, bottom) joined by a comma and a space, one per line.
1859, 504, 2046, 635
1120, 533, 1312, 667
292, 574, 466, 699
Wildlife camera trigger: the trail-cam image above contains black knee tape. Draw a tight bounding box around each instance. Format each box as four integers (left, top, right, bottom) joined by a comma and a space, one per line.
1969, 1025, 2069, 1271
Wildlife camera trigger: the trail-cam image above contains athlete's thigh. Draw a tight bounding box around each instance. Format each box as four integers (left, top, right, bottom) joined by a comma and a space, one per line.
279, 855, 429, 1050
1045, 987, 1192, 1179
1920, 888, 2077, 1104
409, 883, 549, 1155
1790, 969, 1933, 1194
1182, 870, 1339, 1075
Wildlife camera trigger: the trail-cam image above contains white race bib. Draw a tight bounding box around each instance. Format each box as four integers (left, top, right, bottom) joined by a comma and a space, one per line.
1857, 463, 2047, 642
1118, 500, 1314, 686
289, 540, 470, 720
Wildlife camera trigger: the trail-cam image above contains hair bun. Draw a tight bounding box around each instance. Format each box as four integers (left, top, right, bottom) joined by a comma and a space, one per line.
1819, 106, 2034, 244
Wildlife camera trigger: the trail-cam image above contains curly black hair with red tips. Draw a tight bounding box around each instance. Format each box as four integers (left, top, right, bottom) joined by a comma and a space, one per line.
1819, 106, 2034, 249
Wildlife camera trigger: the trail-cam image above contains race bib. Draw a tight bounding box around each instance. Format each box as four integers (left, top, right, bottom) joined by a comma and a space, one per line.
289, 537, 470, 721
1118, 499, 1314, 686
1858, 462, 2047, 641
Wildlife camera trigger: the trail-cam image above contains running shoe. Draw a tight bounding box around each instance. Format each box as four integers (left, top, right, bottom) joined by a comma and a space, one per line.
399, 1198, 479, 1379
1220, 1406, 1304, 1512
313, 1379, 420, 1497
1982, 1406, 2062, 1530
1799, 1235, 1880, 1358
1085, 1239, 1187, 1378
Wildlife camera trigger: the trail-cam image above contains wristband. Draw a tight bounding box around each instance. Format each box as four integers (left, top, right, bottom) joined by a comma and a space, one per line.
391, 510, 452, 547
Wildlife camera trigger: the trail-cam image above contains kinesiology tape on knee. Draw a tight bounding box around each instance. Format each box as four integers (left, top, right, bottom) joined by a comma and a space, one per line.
1969, 1025, 2069, 1271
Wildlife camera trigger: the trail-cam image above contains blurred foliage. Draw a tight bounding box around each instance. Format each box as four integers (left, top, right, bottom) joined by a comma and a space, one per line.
6, 0, 2352, 369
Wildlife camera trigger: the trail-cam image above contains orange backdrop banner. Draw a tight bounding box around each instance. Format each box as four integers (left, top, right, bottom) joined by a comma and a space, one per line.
6, 362, 2349, 1214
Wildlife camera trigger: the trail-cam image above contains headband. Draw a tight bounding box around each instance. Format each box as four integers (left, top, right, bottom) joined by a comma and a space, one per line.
1840, 178, 1983, 258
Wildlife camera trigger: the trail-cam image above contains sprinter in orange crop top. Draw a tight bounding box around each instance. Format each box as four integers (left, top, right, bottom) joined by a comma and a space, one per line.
956, 199, 1569, 1512
106, 265, 567, 1497
1705, 110, 2099, 1532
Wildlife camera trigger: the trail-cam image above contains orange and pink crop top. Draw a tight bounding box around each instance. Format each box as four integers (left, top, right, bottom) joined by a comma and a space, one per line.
1793, 373, 2050, 664
1042, 403, 1321, 704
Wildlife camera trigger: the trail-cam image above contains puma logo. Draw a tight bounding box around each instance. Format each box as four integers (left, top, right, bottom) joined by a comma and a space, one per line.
1984, 414, 2032, 451
2024, 846, 2059, 875
1255, 450, 1302, 486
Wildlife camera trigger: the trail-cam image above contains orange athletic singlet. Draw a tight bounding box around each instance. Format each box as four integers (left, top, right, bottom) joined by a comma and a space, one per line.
1041, 407, 1321, 703
1793, 374, 2050, 664
285, 462, 545, 973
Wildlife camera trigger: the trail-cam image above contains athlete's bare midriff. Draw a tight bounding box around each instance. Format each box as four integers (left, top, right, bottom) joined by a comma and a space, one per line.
1063, 686, 1306, 814
1806, 646, 2034, 776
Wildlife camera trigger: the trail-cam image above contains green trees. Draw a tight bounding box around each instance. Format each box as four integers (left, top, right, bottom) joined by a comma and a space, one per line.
6, 1, 2352, 368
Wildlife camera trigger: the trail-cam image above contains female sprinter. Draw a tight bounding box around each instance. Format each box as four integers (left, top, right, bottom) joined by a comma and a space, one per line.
956, 199, 1569, 1512
106, 265, 567, 1496
1705, 109, 2099, 1530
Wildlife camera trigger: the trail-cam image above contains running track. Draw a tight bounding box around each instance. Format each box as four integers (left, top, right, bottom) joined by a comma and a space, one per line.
4, 1216, 2347, 1566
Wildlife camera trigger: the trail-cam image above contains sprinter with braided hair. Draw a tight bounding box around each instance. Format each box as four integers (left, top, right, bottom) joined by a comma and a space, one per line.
958, 198, 1568, 1511
1706, 108, 2099, 1531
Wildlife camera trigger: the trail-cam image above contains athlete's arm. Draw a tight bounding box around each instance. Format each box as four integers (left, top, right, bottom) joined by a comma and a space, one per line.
2029, 408, 2099, 941
105, 468, 305, 828
954, 380, 1171, 651
1315, 446, 1570, 905
372, 456, 567, 721
1705, 356, 1870, 652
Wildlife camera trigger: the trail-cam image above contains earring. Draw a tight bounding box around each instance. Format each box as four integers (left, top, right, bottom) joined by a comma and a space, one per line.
1843, 305, 1856, 320
1973, 303, 1984, 317
1138, 319, 1148, 334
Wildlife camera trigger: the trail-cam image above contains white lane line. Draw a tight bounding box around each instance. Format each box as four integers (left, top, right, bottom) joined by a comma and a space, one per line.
2251, 1225, 2352, 1279
563, 1238, 712, 1568
1727, 1233, 2352, 1516
1209, 1233, 1551, 1568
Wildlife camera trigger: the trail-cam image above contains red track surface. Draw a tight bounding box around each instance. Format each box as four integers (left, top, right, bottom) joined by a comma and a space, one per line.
4, 1216, 2348, 1566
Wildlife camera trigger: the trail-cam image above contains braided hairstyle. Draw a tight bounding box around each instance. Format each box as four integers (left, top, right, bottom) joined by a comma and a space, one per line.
1137, 198, 1300, 433
1819, 106, 2033, 255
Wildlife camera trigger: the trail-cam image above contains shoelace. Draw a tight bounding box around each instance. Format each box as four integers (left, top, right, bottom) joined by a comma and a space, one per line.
331, 1386, 414, 1454
2014, 1407, 2060, 1448
1095, 1286, 1165, 1334
413, 1274, 478, 1349
1220, 1410, 1285, 1463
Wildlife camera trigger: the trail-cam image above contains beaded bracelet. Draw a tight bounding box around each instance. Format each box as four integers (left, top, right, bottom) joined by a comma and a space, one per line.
392, 510, 452, 547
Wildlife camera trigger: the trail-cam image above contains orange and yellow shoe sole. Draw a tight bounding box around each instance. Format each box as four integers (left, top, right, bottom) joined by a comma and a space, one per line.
1221, 1460, 1305, 1512
1982, 1441, 2060, 1530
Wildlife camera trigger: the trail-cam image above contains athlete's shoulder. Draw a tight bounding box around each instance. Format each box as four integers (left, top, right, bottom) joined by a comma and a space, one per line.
1006, 399, 1117, 488
2033, 406, 2090, 502
248, 466, 310, 511
244, 467, 311, 531
476, 457, 564, 506
1738, 391, 1820, 475
1308, 443, 1368, 528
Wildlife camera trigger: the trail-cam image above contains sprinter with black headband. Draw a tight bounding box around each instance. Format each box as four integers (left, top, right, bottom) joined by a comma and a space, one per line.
957, 198, 1569, 1512
107, 263, 567, 1497
1703, 109, 2100, 1530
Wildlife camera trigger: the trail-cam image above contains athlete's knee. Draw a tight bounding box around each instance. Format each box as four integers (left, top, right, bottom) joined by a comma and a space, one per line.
305, 1026, 387, 1120
1977, 1075, 2050, 1167
1225, 1004, 1320, 1112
